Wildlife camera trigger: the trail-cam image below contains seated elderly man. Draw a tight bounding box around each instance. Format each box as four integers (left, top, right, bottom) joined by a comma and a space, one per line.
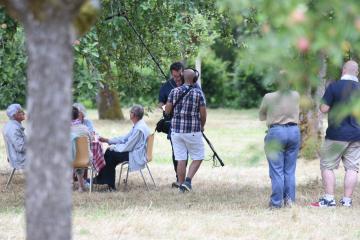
2, 104, 26, 169
71, 106, 93, 192
95, 105, 151, 191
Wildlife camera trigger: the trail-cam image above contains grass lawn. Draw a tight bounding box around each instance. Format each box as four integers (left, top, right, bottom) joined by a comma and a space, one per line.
1, 108, 360, 240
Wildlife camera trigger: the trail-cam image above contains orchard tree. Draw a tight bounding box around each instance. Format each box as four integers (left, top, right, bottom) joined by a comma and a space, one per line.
0, 8, 26, 108
0, 1, 99, 240
219, 0, 360, 158
74, 0, 230, 119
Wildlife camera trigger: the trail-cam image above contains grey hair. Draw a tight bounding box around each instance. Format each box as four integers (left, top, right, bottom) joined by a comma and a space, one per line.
6, 103, 22, 120
130, 105, 144, 120
72, 102, 87, 117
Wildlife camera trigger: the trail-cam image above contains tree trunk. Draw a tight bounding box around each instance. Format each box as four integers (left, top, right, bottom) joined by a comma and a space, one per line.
24, 18, 74, 240
195, 56, 202, 87
95, 24, 124, 120
98, 83, 124, 120
300, 54, 327, 159
0, 1, 97, 239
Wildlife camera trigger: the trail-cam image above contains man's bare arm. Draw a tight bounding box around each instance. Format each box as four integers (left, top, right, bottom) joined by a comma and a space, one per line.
200, 106, 207, 131
165, 102, 173, 115
320, 103, 330, 113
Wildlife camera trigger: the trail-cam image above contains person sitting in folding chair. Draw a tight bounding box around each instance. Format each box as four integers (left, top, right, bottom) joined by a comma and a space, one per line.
2, 104, 26, 171
95, 104, 151, 191
71, 106, 93, 192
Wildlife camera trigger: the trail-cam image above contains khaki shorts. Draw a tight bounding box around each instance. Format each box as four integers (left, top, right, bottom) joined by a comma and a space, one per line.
320, 140, 360, 171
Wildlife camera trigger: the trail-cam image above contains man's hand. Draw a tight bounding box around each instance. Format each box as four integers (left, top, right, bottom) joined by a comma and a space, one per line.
99, 137, 109, 143
320, 103, 330, 113
158, 102, 165, 109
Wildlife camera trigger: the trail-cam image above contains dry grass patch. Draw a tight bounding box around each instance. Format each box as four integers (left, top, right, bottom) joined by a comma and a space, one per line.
1, 109, 360, 239
1, 162, 360, 240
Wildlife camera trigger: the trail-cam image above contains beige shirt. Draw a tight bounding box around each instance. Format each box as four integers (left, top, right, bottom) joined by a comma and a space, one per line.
259, 90, 300, 127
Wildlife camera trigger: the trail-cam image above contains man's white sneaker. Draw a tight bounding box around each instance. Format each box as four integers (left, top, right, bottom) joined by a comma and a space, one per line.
339, 199, 352, 207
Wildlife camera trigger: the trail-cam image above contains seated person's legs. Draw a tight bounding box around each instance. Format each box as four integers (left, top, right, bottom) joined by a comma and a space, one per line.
75, 169, 85, 192
95, 149, 129, 190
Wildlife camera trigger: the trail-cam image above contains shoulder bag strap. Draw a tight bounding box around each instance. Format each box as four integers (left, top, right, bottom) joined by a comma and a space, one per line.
170, 86, 193, 115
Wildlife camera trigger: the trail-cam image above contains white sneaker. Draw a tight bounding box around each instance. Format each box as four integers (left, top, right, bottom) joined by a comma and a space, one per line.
84, 182, 90, 190
340, 199, 352, 207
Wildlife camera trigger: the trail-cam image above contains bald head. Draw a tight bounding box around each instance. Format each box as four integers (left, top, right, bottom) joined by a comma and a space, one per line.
342, 60, 359, 76
183, 69, 196, 85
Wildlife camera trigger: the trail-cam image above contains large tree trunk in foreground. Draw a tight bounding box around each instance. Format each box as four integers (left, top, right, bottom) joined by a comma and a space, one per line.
0, 0, 97, 239
24, 19, 74, 240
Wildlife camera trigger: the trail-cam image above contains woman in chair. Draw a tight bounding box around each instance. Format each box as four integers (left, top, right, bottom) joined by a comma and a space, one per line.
71, 107, 93, 192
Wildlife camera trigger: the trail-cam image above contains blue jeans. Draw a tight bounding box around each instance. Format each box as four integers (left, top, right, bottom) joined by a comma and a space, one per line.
265, 125, 300, 207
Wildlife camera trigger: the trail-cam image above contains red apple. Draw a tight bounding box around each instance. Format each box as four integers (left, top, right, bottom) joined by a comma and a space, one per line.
290, 6, 307, 24
355, 18, 360, 32
296, 37, 310, 53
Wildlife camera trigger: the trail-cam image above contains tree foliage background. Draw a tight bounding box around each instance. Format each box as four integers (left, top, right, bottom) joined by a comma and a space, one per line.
0, 11, 26, 108
1, 0, 360, 117
0, 0, 271, 111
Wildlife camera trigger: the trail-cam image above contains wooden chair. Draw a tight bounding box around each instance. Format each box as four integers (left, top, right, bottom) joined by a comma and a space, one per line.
2, 134, 18, 190
73, 136, 94, 193
118, 133, 156, 190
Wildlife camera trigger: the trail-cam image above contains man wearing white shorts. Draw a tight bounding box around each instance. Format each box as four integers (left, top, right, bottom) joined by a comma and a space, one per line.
165, 68, 207, 192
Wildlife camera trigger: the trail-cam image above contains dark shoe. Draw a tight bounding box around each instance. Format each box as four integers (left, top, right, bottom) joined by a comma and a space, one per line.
310, 197, 336, 208
284, 199, 294, 208
179, 181, 192, 193
268, 204, 281, 210
171, 182, 180, 188
104, 185, 116, 192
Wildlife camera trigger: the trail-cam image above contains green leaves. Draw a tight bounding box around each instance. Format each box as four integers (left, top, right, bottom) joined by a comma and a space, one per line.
0, 10, 26, 108
220, 0, 360, 97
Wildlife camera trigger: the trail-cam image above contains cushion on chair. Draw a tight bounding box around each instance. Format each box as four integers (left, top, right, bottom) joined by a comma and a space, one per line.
73, 136, 90, 168
146, 134, 154, 162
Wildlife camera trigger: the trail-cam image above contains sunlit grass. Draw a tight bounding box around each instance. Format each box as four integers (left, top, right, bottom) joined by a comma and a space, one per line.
1, 108, 360, 240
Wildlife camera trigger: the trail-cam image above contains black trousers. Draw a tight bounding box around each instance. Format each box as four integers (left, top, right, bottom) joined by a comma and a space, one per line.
169, 138, 188, 180
95, 149, 129, 189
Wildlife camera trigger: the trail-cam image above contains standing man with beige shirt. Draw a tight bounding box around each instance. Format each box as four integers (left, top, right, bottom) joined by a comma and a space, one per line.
259, 89, 301, 208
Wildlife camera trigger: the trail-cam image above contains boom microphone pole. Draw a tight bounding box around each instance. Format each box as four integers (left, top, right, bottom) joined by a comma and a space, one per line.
106, 10, 225, 167
105, 11, 168, 80
202, 132, 225, 167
